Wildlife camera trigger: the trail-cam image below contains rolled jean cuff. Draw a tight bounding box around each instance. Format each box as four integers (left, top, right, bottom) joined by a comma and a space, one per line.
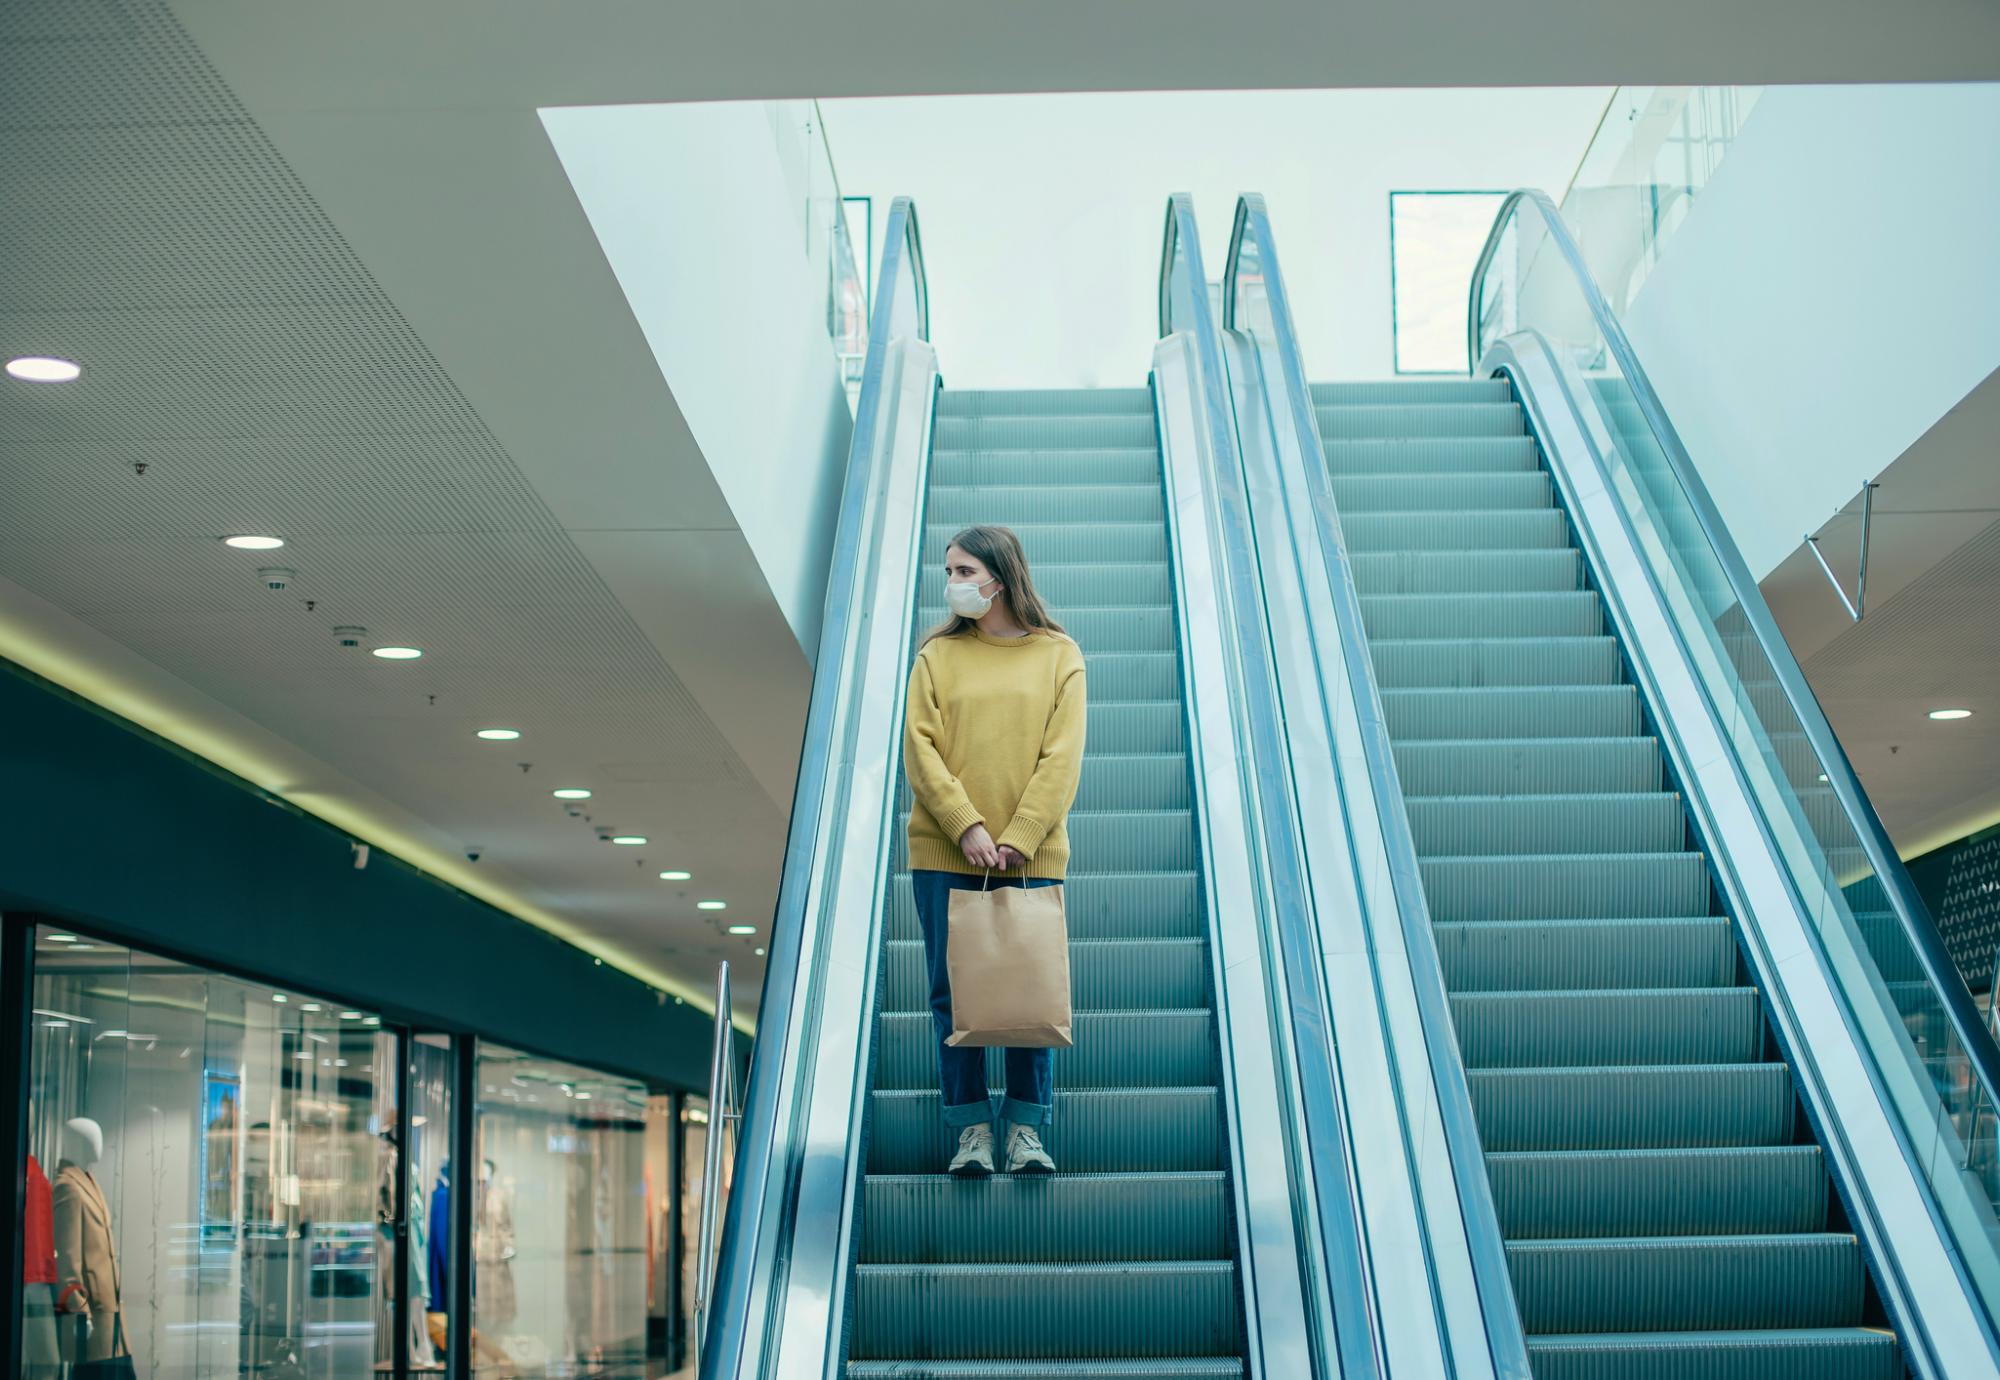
1000, 1096, 1051, 1128
941, 1095, 994, 1129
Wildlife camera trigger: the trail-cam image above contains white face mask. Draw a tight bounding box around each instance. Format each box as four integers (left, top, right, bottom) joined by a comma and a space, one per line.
945, 576, 997, 619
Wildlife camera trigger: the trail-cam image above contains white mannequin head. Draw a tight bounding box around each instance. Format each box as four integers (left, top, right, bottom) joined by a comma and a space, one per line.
61, 1117, 103, 1168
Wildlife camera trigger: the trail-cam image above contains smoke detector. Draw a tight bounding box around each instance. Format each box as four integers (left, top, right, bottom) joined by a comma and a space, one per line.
333, 626, 367, 648
257, 567, 297, 591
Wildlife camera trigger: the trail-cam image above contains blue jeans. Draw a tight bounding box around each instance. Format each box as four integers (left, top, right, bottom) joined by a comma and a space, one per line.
911, 869, 1057, 1129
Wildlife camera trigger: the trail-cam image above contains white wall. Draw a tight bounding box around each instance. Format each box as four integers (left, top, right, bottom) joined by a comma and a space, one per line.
540, 102, 854, 652
822, 89, 1609, 387
1623, 83, 2000, 581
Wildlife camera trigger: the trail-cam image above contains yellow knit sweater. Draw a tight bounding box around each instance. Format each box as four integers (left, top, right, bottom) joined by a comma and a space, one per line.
903, 627, 1088, 880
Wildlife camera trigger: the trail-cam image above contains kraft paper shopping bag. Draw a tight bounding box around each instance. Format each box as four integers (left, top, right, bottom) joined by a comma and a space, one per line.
945, 875, 1073, 1048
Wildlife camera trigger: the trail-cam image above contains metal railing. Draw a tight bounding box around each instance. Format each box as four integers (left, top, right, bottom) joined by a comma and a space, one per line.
1223, 193, 1532, 1380
692, 961, 741, 1376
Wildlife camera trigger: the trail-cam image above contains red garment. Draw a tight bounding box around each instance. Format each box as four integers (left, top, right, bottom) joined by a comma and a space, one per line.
23, 1153, 56, 1284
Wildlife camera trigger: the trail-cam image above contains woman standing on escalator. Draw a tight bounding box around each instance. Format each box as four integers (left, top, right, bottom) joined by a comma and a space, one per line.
903, 523, 1087, 1177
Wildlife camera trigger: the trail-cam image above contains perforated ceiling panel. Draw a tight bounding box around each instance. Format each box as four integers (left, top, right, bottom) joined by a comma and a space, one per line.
0, 0, 780, 997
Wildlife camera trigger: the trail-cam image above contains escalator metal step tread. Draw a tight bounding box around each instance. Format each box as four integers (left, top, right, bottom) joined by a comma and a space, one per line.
936, 387, 1154, 416
884, 872, 1202, 942
1369, 636, 1621, 688
915, 561, 1171, 607
1312, 378, 1512, 405
1436, 917, 1735, 992
867, 1089, 1224, 1175
859, 1172, 1230, 1263
879, 939, 1207, 1012
1467, 1065, 1795, 1152
932, 449, 1162, 487
925, 523, 1167, 564
1325, 435, 1538, 473
1504, 1233, 1866, 1334
850, 1360, 1244, 1378
927, 483, 1163, 526
894, 808, 1197, 873
873, 1010, 1215, 1090
1488, 1145, 1827, 1239
931, 414, 1159, 448
849, 1261, 1242, 1359
1318, 380, 1892, 1363
1524, 1329, 1900, 1380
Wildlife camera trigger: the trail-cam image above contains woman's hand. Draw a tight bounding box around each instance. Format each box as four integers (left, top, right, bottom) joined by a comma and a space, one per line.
996, 845, 1029, 872
959, 822, 1003, 870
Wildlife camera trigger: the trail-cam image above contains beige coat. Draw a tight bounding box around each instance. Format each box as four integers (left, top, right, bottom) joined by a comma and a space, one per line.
52, 1163, 122, 1362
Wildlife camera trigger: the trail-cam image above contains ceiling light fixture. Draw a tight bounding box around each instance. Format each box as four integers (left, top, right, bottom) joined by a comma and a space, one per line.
754, 947, 766, 957
726, 924, 756, 936
6, 356, 81, 383
45, 934, 77, 944
372, 646, 423, 660
1929, 708, 1973, 721
272, 993, 288, 1003
698, 900, 727, 911
223, 535, 285, 550
658, 870, 690, 881
339, 1011, 363, 1021
553, 788, 592, 800
476, 728, 521, 741
611, 835, 647, 846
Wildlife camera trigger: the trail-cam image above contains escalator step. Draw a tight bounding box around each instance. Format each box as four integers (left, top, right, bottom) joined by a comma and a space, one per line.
1362, 591, 1603, 640
925, 522, 1168, 565
932, 414, 1158, 450
937, 387, 1154, 417
873, 1009, 1216, 1090
1525, 1328, 1901, 1380
868, 1088, 1223, 1174
1073, 754, 1190, 812
859, 1171, 1230, 1263
933, 448, 1162, 488
916, 562, 1171, 609
1342, 508, 1569, 553
849, 1260, 1241, 1359
1406, 793, 1686, 857
1451, 987, 1761, 1068
1332, 471, 1553, 512
1420, 852, 1711, 922
1312, 378, 1512, 405
927, 483, 1163, 526
894, 809, 1196, 874
851, 1362, 1243, 1379
1393, 737, 1662, 796
1489, 1146, 1827, 1239
1468, 1065, 1795, 1152
1324, 435, 1538, 473
1049, 610, 1182, 656
1505, 1234, 1866, 1334
1436, 917, 1735, 992
1350, 548, 1582, 595
885, 873, 1202, 942
1382, 684, 1634, 739
880, 939, 1207, 1013
1317, 402, 1526, 439
1369, 635, 1620, 689
1079, 653, 1179, 703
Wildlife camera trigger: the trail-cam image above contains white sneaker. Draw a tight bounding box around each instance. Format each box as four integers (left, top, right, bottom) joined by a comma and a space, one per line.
948, 1123, 995, 1178
1004, 1122, 1055, 1175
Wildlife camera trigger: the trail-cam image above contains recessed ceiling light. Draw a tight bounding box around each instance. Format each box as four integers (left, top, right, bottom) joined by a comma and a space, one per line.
301, 1003, 322, 1012
45, 934, 77, 944
272, 993, 288, 1003
698, 900, 727, 911
476, 728, 521, 741
365, 1016, 381, 1026
340, 1011, 363, 1020
612, 834, 647, 846
6, 356, 81, 383
223, 534, 285, 550
727, 924, 756, 936
553, 788, 592, 800
754, 947, 766, 957
658, 870, 691, 881
1929, 708, 1973, 721
372, 646, 423, 660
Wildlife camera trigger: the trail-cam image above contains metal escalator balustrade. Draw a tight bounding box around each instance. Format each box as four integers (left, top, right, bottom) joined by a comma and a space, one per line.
847, 384, 1250, 1378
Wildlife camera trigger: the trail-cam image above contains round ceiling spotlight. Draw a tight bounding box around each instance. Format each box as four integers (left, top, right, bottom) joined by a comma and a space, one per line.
658, 869, 691, 881
754, 947, 766, 957
1929, 708, 1973, 721
223, 534, 285, 550
372, 646, 423, 660
476, 728, 522, 741
6, 356, 81, 383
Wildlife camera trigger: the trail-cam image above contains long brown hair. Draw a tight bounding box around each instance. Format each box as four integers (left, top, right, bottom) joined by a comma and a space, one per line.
922, 524, 1068, 646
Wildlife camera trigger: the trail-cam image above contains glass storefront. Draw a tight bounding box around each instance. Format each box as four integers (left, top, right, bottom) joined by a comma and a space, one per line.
9, 920, 683, 1380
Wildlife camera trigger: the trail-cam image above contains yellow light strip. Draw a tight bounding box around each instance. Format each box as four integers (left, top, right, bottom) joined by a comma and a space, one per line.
1, 609, 756, 1037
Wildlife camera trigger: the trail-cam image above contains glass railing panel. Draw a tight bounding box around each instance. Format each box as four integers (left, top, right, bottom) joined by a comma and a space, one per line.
768, 99, 869, 412
1472, 189, 2000, 1326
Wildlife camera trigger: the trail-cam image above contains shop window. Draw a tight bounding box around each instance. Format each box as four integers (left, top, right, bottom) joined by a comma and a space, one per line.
20, 924, 395, 1379
472, 1044, 649, 1376
1390, 191, 1509, 374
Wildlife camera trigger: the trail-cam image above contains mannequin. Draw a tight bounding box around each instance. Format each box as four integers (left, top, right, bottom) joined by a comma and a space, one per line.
21, 1107, 60, 1378
52, 1117, 125, 1364
474, 1158, 516, 1328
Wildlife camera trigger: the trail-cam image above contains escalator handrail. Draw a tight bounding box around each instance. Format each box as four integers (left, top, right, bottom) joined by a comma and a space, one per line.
1465, 186, 2000, 1134
1226, 194, 1535, 1380
700, 197, 927, 1379
1160, 193, 1382, 1379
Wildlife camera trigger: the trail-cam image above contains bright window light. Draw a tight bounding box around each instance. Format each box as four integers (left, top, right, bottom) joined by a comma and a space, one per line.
1390, 191, 1508, 374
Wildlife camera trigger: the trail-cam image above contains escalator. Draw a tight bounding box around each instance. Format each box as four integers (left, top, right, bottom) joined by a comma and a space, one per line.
1313, 374, 1899, 1377
848, 385, 1248, 1377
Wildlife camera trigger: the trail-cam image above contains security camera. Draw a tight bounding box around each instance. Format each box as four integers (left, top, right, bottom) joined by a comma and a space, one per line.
466, 846, 485, 863
333, 626, 366, 648
258, 567, 296, 591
